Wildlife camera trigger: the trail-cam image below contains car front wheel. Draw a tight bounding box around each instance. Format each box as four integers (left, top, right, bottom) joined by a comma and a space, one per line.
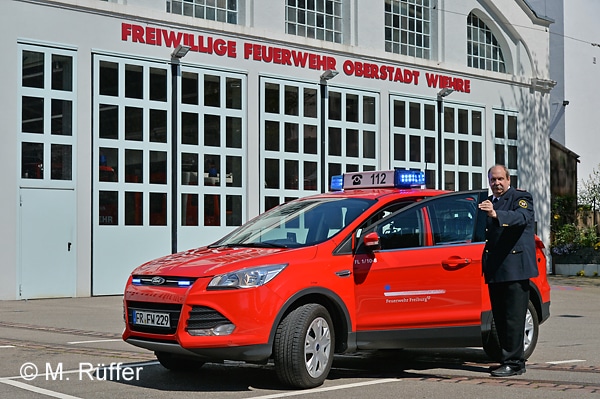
273, 304, 334, 389
483, 300, 539, 361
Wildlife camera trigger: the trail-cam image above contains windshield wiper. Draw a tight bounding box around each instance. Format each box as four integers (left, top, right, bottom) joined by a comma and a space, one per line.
221, 242, 288, 248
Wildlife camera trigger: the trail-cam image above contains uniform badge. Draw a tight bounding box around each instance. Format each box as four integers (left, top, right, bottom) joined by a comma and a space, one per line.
518, 199, 528, 209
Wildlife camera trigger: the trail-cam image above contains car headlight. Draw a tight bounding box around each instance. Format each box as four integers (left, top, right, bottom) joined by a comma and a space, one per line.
208, 264, 287, 289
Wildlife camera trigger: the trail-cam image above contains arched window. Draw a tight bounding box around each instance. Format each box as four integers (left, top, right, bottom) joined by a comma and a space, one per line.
467, 13, 506, 73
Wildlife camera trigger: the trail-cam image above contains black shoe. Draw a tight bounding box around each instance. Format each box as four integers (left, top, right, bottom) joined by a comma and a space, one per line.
488, 364, 503, 372
490, 364, 526, 377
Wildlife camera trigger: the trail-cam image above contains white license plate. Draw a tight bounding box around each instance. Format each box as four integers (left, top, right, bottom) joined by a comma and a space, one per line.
132, 310, 170, 327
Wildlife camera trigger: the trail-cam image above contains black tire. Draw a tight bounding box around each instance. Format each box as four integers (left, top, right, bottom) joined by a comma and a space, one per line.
273, 304, 335, 389
483, 300, 539, 361
155, 351, 205, 371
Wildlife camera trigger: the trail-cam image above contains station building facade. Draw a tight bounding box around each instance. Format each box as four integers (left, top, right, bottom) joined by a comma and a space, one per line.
0, 0, 554, 299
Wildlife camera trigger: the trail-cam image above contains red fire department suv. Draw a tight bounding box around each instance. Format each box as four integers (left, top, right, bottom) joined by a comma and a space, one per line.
123, 170, 550, 389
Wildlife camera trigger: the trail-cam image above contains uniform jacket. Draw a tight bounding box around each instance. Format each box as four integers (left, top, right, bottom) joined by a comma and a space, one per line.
482, 186, 539, 284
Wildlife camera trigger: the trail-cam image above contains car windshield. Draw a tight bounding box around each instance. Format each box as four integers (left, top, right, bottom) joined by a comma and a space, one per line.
211, 197, 375, 248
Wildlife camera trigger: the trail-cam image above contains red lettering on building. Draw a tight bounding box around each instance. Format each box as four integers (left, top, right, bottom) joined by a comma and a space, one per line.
425, 72, 471, 93
343, 60, 420, 85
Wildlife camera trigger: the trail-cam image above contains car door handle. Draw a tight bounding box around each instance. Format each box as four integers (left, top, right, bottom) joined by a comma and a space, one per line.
335, 270, 352, 277
442, 256, 471, 270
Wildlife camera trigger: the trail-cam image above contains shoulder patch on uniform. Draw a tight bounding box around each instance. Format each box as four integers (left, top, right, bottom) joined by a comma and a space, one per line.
518, 199, 528, 208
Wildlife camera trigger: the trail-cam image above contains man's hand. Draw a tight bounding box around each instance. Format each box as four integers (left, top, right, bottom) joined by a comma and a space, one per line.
478, 200, 497, 218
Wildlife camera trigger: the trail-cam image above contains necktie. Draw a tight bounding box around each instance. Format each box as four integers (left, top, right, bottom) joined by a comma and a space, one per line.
492, 198, 499, 204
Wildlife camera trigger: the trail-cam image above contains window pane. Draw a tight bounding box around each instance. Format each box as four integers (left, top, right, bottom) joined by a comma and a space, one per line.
265, 83, 280, 114
495, 144, 505, 164
100, 104, 119, 139
495, 114, 504, 138
285, 85, 299, 116
226, 156, 242, 187
226, 116, 242, 148
51, 99, 73, 136
363, 96, 376, 124
409, 135, 420, 162
22, 142, 44, 179
304, 88, 317, 118
425, 136, 435, 163
304, 161, 318, 190
346, 129, 359, 157
285, 160, 299, 189
125, 191, 143, 225
181, 112, 198, 145
394, 100, 406, 127
364, 131, 376, 159
508, 115, 517, 140
51, 144, 72, 180
394, 134, 406, 161
204, 155, 220, 186
182, 193, 198, 226
182, 72, 199, 104
444, 139, 455, 164
125, 149, 143, 183
472, 111, 482, 135
150, 151, 167, 184
150, 193, 167, 225
99, 147, 118, 182
226, 77, 242, 109
508, 145, 518, 169
265, 159, 280, 188
226, 195, 242, 226
328, 127, 341, 155
22, 96, 44, 133
328, 91, 341, 120
409, 102, 420, 129
346, 94, 359, 122
205, 194, 221, 226
204, 114, 220, 146
424, 104, 435, 131
265, 196, 279, 211
304, 125, 317, 154
181, 152, 198, 185
125, 64, 143, 99
99, 191, 118, 225
444, 107, 455, 133
125, 107, 143, 141
458, 140, 469, 165
150, 109, 167, 143
458, 109, 468, 134
285, 123, 299, 152
99, 61, 118, 96
52, 54, 73, 91
265, 121, 280, 151
472, 142, 482, 166
444, 171, 455, 191
150, 68, 167, 101
23, 51, 44, 88
204, 75, 220, 107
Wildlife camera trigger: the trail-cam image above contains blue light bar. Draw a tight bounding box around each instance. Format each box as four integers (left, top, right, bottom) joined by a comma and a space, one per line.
394, 169, 425, 188
330, 175, 344, 191
132, 278, 142, 285
178, 280, 192, 287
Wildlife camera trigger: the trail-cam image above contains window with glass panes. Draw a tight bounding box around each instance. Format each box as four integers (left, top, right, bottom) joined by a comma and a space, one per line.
261, 78, 321, 211
19, 44, 76, 186
385, 0, 431, 58
179, 67, 245, 233
441, 104, 485, 191
390, 95, 484, 190
493, 111, 518, 187
467, 13, 506, 73
167, 0, 238, 24
286, 0, 342, 43
326, 87, 379, 186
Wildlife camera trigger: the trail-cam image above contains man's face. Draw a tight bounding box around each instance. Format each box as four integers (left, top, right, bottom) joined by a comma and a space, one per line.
488, 167, 510, 197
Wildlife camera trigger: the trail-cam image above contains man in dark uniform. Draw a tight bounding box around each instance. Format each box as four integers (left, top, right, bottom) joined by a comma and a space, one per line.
478, 164, 538, 377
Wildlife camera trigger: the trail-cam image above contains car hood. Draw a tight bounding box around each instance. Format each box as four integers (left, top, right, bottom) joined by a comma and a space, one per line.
131, 245, 317, 277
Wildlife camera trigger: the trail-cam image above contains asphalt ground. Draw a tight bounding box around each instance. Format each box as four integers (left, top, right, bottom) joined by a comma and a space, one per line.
0, 274, 599, 398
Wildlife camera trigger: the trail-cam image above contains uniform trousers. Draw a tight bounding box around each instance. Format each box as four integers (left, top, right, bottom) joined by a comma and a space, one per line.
488, 279, 530, 367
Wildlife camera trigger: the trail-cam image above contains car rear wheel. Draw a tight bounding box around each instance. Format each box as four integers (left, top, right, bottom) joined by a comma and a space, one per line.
273, 304, 334, 389
483, 300, 539, 361
155, 351, 205, 371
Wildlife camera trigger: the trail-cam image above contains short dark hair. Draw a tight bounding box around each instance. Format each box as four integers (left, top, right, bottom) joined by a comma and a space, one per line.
488, 164, 510, 179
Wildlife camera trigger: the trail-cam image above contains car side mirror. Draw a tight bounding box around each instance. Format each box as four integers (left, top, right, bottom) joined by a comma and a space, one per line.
363, 231, 381, 251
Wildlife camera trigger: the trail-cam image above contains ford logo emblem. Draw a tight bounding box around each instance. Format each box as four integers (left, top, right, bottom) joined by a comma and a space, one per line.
151, 276, 166, 285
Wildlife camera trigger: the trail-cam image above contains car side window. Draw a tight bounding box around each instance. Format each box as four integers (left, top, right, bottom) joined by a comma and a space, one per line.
376, 207, 425, 250
426, 193, 479, 245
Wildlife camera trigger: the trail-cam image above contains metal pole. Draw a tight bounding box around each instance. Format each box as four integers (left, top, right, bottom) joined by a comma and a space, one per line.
437, 97, 443, 190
